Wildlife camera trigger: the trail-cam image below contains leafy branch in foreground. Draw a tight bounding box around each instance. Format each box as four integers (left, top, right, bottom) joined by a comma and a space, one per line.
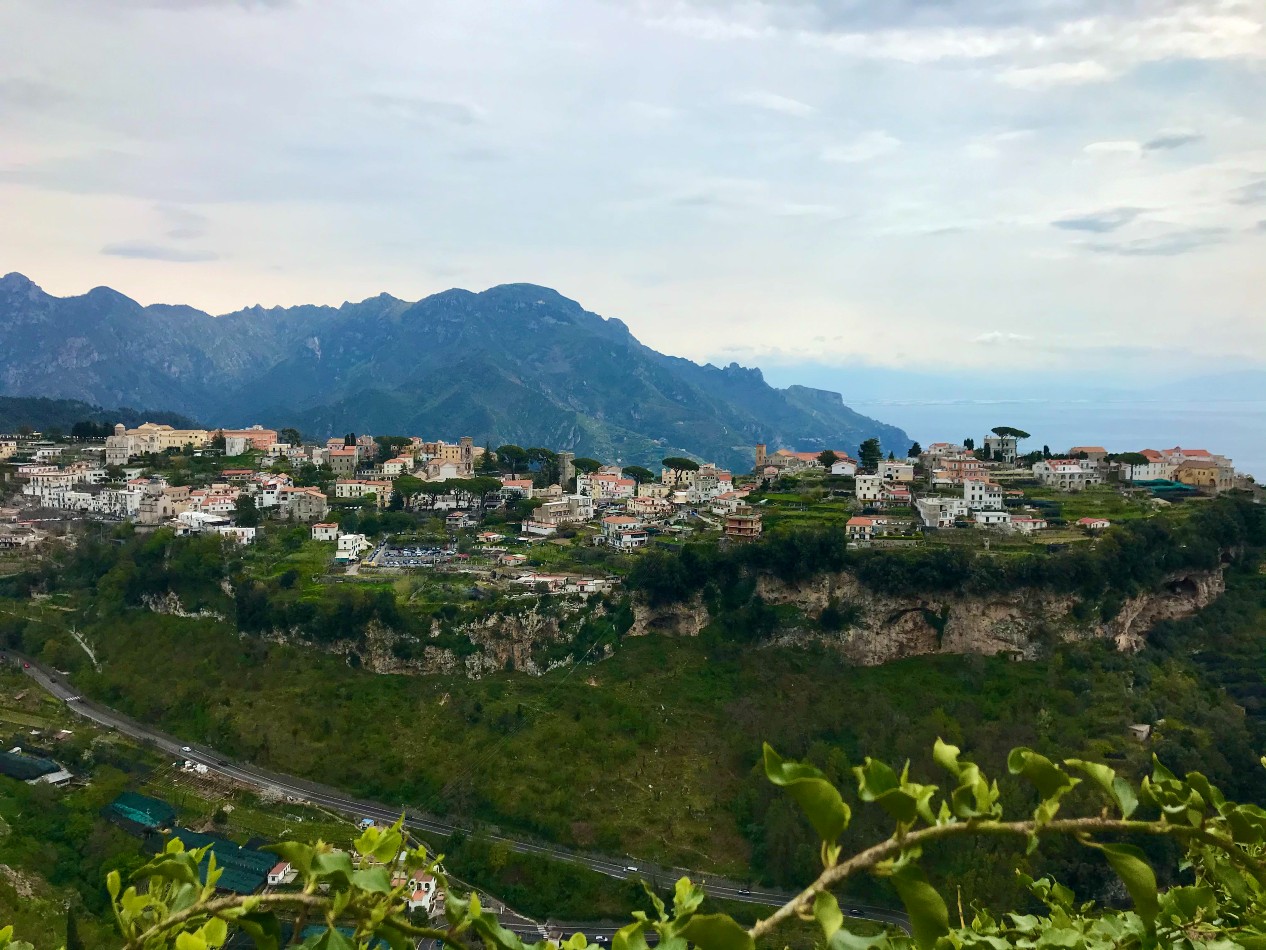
6, 741, 1266, 950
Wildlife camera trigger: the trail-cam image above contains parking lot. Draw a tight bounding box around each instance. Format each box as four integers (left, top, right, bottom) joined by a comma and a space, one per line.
375, 544, 456, 568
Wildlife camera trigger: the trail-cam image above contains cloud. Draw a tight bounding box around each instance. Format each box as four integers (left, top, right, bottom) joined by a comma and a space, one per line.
1083, 140, 1143, 157
1052, 207, 1145, 233
101, 241, 218, 262
1142, 129, 1203, 151
366, 93, 484, 127
0, 78, 68, 113
733, 90, 815, 117
155, 204, 209, 239
1231, 179, 1266, 205
1084, 227, 1230, 257
999, 60, 1114, 88
973, 331, 1033, 345
821, 131, 900, 164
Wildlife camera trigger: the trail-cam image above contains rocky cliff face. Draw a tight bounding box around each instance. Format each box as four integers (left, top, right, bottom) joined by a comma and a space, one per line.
629, 568, 1225, 665
249, 569, 1224, 678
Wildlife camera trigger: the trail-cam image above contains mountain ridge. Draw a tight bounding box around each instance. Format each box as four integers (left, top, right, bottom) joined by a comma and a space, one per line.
0, 272, 907, 469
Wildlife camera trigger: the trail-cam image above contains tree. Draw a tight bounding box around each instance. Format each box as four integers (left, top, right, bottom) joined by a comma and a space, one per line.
477, 445, 499, 474
496, 445, 528, 475
344, 432, 356, 447
817, 450, 839, 469
907, 442, 922, 458
963, 437, 975, 451
571, 457, 602, 475
661, 457, 700, 486
375, 435, 411, 459
233, 494, 260, 528
622, 465, 656, 484
393, 475, 426, 507
279, 427, 303, 447
858, 438, 882, 472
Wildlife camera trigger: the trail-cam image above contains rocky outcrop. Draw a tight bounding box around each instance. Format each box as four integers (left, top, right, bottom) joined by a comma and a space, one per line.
304, 604, 589, 679
141, 591, 225, 621
630, 568, 1225, 666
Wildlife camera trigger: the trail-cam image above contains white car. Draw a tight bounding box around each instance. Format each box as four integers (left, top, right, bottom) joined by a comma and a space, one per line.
181, 746, 192, 752
624, 866, 638, 872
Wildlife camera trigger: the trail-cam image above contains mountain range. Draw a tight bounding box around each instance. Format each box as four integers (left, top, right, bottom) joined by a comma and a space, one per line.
0, 272, 907, 470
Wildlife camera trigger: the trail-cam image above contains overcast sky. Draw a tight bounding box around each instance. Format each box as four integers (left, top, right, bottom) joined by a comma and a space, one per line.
2, 0, 1264, 384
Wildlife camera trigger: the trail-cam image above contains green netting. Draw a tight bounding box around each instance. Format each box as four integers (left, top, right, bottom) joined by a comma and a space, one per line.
0, 751, 59, 781
105, 792, 176, 829
171, 828, 273, 894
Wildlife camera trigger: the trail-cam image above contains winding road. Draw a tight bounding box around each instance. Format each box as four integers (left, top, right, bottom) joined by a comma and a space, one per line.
15, 655, 909, 933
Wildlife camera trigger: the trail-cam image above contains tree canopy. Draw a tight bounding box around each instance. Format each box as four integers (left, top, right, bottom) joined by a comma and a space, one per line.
622, 465, 656, 484
496, 445, 528, 475
817, 450, 839, 468
991, 426, 1031, 440
571, 457, 602, 475
858, 438, 883, 472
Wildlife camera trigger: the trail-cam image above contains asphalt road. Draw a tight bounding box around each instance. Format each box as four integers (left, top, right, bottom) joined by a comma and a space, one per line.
15, 655, 909, 932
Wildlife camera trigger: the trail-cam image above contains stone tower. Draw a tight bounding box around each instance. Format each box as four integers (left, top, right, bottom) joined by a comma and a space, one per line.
754, 443, 767, 472
558, 451, 575, 487
459, 436, 474, 475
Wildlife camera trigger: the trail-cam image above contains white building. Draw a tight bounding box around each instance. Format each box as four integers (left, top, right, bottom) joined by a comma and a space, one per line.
915, 497, 970, 529
879, 461, 915, 482
577, 471, 636, 500
829, 459, 857, 476
855, 474, 884, 503
1010, 516, 1048, 534
336, 533, 372, 561
963, 479, 1003, 511
983, 434, 1019, 464
311, 523, 339, 542
1032, 459, 1102, 492
974, 509, 1012, 528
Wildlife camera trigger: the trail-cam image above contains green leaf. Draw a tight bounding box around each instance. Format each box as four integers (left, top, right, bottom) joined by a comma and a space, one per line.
133, 855, 201, 887
1007, 749, 1078, 822
235, 911, 282, 950
641, 882, 666, 922
199, 917, 228, 948
106, 870, 121, 900
310, 850, 354, 887
1065, 760, 1138, 818
1082, 841, 1158, 928
813, 892, 843, 941
827, 931, 888, 950
299, 927, 354, 950
350, 866, 392, 894
1157, 885, 1215, 925
175, 932, 207, 950
672, 877, 705, 919
612, 921, 650, 950
263, 842, 315, 877
854, 759, 937, 827
677, 914, 754, 950
764, 744, 851, 843
889, 862, 949, 950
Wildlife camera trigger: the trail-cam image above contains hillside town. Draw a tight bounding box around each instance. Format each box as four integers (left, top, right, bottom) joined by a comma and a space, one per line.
0, 421, 1256, 586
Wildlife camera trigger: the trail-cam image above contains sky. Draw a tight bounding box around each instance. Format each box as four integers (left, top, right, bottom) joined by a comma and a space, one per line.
2, 0, 1265, 388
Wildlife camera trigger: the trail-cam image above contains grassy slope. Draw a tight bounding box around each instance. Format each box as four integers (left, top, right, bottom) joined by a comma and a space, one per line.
46, 563, 1265, 907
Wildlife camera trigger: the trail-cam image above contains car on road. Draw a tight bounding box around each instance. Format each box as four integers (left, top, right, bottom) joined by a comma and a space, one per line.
22, 663, 29, 669
738, 888, 751, 895
181, 746, 192, 752
846, 909, 863, 917
624, 865, 638, 872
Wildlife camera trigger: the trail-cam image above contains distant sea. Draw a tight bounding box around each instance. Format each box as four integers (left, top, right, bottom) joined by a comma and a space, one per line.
849, 398, 1266, 481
